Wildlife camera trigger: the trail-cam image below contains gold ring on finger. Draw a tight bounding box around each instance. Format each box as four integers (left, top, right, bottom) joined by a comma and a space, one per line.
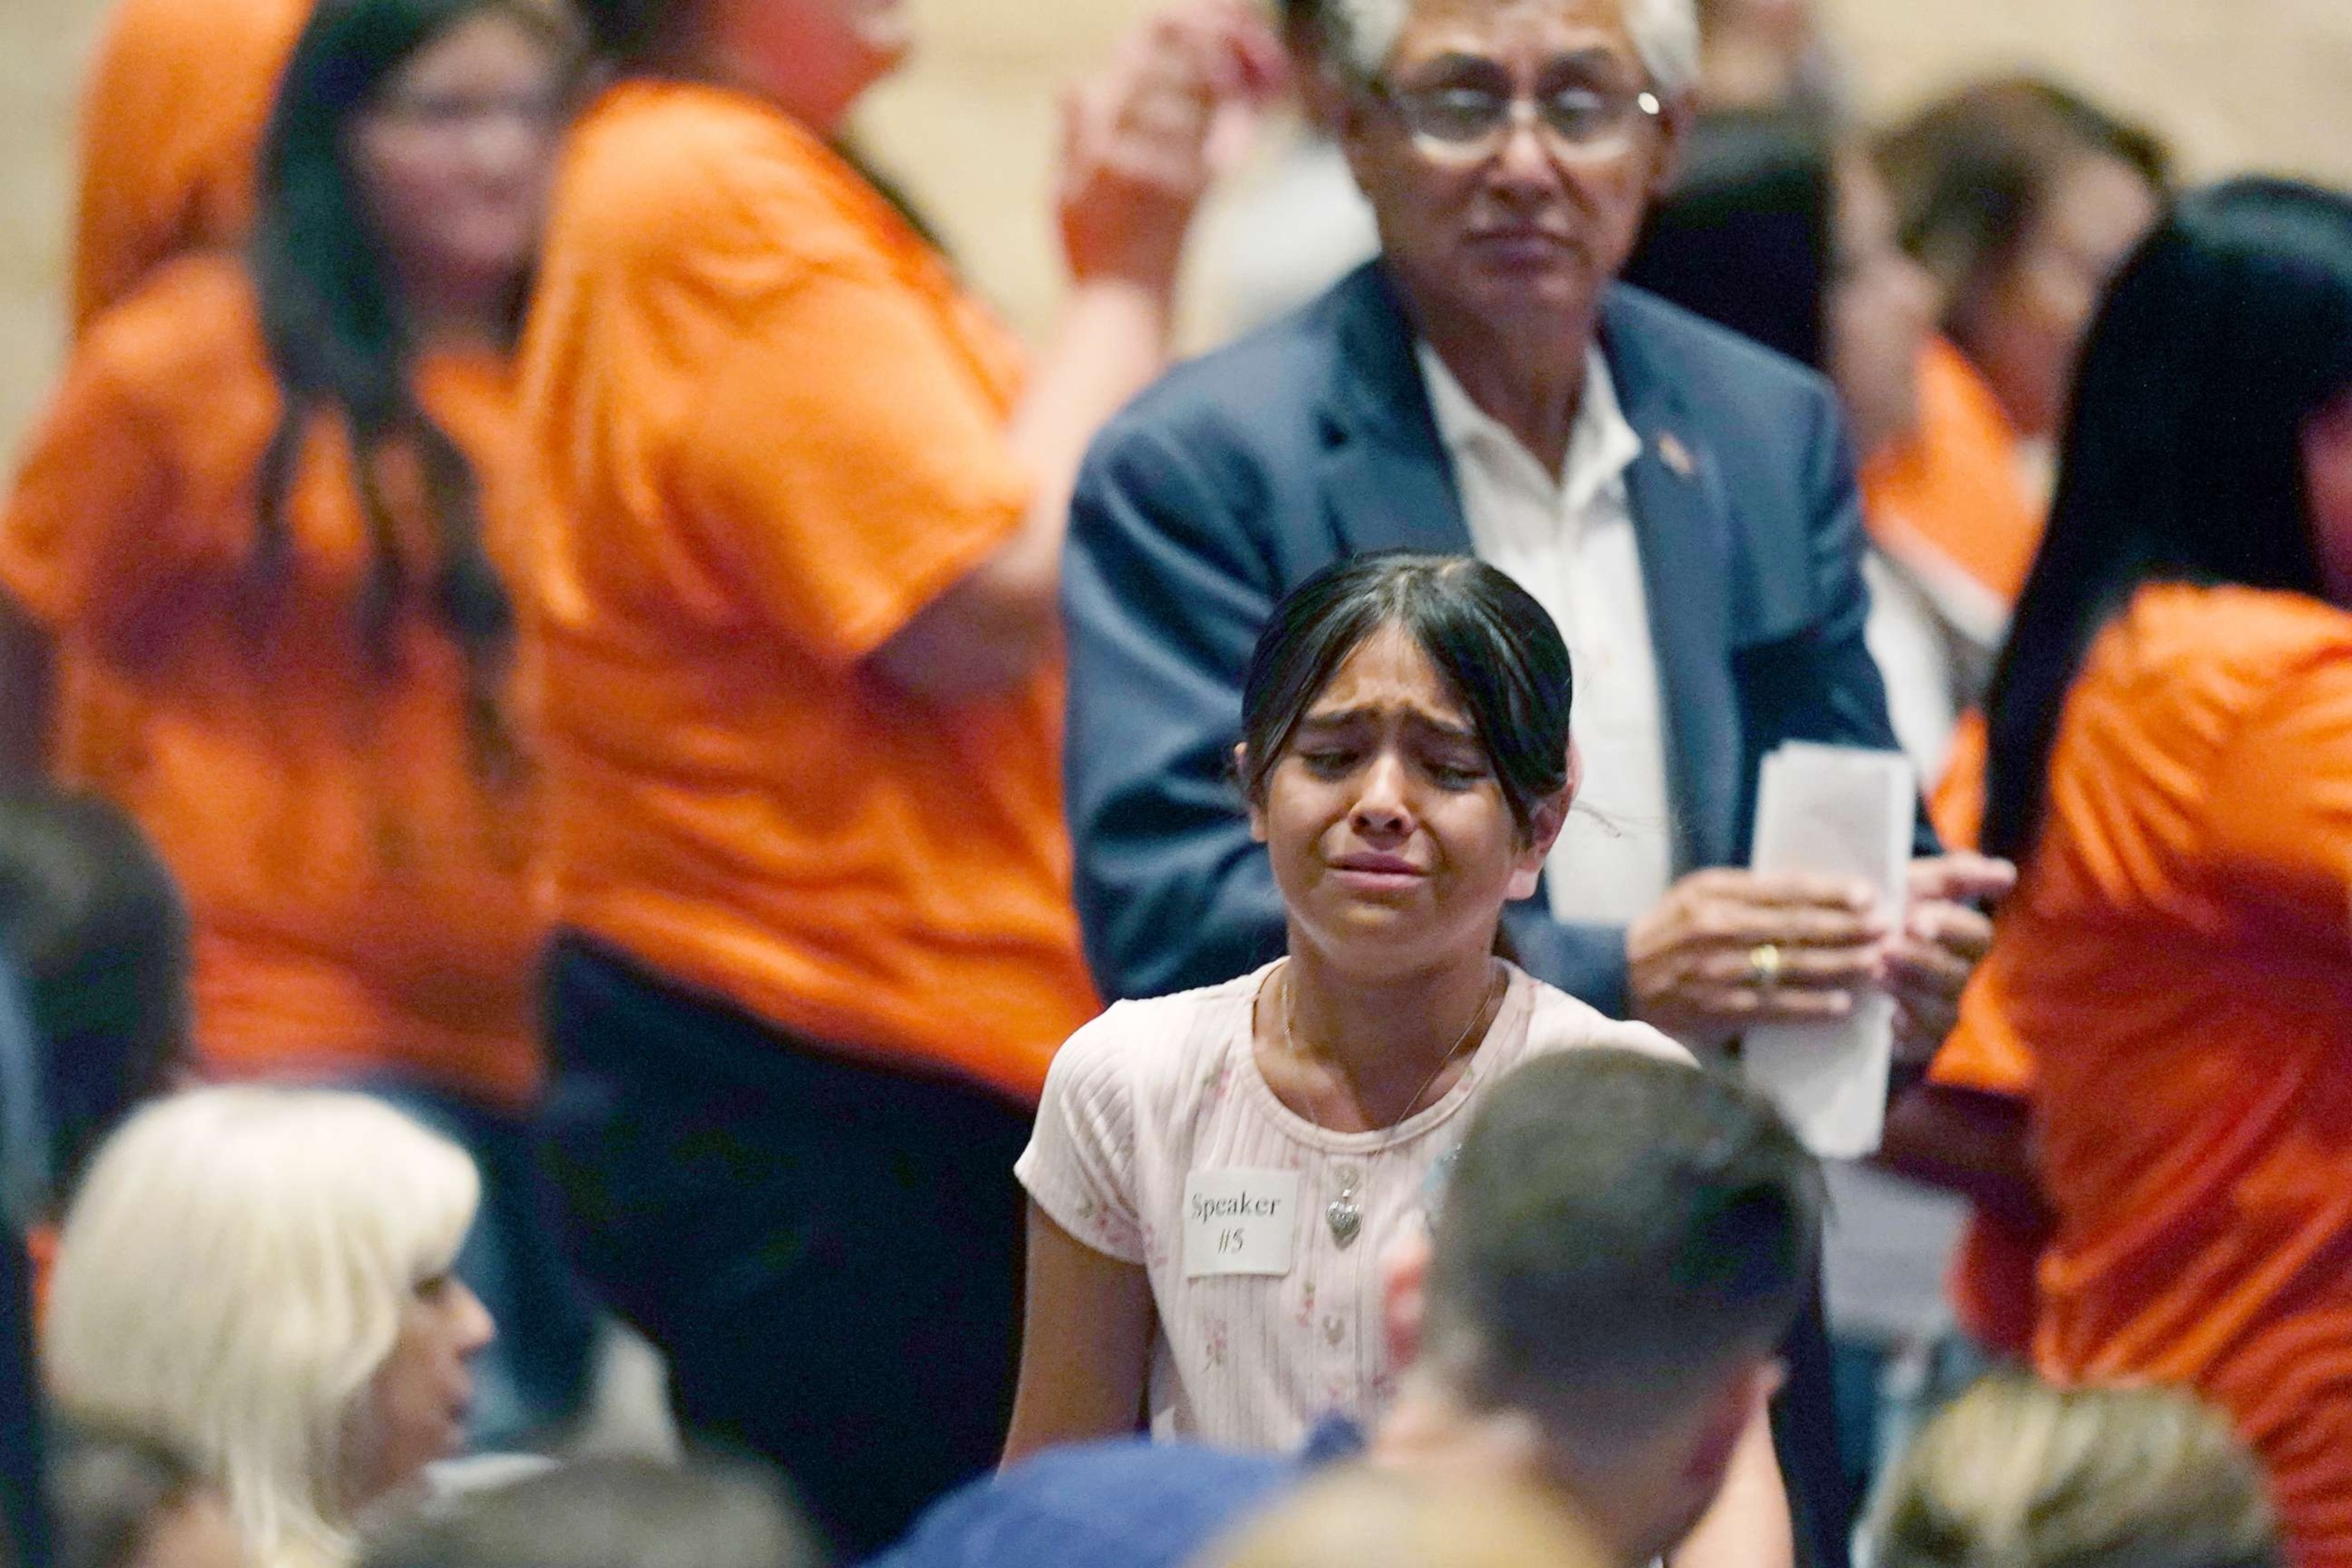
1747, 942, 1784, 990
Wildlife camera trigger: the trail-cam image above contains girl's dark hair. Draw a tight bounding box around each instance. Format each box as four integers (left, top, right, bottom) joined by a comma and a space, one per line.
1981, 178, 2352, 863
251, 0, 573, 785
1875, 76, 2171, 333
0, 792, 188, 1204
1239, 553, 1573, 838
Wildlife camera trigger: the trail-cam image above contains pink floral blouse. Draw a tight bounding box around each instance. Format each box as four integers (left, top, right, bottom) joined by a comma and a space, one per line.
1015, 959, 1687, 1451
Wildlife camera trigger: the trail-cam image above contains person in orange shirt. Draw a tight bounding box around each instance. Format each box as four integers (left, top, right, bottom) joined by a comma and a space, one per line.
1944, 178, 2352, 1568
70, 0, 313, 331
1623, 117, 2041, 785
1874, 78, 2169, 506
2, 0, 590, 1447
522, 0, 1279, 1547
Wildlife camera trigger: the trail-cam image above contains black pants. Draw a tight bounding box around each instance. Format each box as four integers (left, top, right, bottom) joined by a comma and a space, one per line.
540, 936, 1032, 1557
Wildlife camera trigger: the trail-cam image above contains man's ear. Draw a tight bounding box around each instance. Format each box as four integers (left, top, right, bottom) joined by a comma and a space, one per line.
1677, 1361, 1778, 1494
1333, 72, 1390, 188
1237, 743, 1269, 842
1379, 1220, 1434, 1369
1646, 93, 1694, 201
1293, 39, 1351, 136
1507, 739, 1581, 900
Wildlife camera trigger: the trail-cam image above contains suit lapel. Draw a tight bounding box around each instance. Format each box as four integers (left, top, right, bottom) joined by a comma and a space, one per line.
1603, 296, 1743, 873
1315, 266, 1475, 557
1312, 273, 1746, 874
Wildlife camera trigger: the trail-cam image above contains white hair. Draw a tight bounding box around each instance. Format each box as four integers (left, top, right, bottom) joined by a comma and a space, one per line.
44, 1087, 480, 1568
1324, 0, 1700, 99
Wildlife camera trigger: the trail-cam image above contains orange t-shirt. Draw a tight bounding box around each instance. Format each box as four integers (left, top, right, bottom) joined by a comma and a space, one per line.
70, 0, 311, 330
23, 1224, 54, 1331
1922, 839, 2043, 1359
0, 256, 543, 1106
1945, 582, 2352, 1568
1860, 337, 2043, 619
518, 80, 1098, 1103
1867, 341, 2047, 1352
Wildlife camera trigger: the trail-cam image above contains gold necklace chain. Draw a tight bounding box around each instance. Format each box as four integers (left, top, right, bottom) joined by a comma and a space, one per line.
1282, 959, 1504, 1126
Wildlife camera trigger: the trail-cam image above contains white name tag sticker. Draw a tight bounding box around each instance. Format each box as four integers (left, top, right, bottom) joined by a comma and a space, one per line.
1182, 1169, 1301, 1279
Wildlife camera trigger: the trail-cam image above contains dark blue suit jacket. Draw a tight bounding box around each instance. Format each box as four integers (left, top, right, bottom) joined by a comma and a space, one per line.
1063, 261, 1912, 1013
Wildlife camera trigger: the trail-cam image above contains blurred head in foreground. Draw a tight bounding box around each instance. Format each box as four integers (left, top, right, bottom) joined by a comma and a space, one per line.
1868, 1377, 2282, 1568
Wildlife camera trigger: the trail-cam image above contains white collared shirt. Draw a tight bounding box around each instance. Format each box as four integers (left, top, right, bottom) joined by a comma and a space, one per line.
1416, 342, 1675, 926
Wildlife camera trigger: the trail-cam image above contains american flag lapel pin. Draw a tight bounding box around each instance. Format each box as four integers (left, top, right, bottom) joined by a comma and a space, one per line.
1656, 431, 1697, 479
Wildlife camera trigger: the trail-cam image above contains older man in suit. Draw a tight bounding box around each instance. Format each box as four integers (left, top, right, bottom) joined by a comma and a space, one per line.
1065, 0, 2003, 1057
1060, 0, 2009, 1557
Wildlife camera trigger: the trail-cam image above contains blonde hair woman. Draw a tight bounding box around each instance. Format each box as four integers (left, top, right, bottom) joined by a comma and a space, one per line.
44, 1087, 492, 1568
1195, 1469, 1608, 1568
1867, 1377, 2282, 1568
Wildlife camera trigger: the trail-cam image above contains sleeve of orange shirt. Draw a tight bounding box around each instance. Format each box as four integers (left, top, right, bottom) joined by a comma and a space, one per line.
70, 0, 306, 330
0, 338, 180, 645
670, 263, 1034, 670
1932, 952, 2035, 1098
1929, 707, 1989, 852
2203, 646, 2352, 955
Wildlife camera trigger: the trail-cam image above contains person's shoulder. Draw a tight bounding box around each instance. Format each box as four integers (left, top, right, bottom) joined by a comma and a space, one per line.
1517, 969, 1696, 1067
2096, 584, 2352, 728
1091, 270, 1365, 465
73, 253, 266, 405
869, 1438, 1295, 1568
1046, 970, 1266, 1106
2128, 583, 2352, 668
565, 79, 796, 184
554, 80, 869, 275
87, 0, 305, 81
1602, 283, 1835, 417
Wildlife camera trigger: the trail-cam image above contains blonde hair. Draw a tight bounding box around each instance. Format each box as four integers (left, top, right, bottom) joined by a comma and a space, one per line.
1867, 1377, 2284, 1568
45, 1087, 480, 1568
1196, 1468, 1608, 1568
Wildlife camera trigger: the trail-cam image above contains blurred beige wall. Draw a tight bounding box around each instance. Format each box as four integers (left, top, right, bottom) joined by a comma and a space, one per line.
5, 0, 2350, 466
0, 0, 106, 471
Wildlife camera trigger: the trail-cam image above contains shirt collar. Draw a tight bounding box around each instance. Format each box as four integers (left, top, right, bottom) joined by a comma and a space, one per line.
1416, 340, 1645, 517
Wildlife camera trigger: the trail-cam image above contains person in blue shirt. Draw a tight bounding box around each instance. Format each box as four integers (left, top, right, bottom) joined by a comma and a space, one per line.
871, 1047, 1823, 1568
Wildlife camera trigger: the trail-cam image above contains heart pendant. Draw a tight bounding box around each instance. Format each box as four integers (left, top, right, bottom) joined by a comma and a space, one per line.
1326, 1199, 1363, 1248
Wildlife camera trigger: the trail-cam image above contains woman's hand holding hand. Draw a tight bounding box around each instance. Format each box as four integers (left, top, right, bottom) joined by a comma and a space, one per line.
1057, 0, 1285, 296
1627, 869, 1890, 1051
1886, 853, 2015, 1061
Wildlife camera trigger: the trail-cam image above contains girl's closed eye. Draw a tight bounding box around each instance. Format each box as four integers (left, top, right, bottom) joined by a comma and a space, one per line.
1297, 747, 1361, 778
1422, 750, 1492, 789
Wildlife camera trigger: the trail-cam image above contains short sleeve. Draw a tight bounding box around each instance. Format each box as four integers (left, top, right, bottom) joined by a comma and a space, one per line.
672, 263, 1031, 668
0, 342, 175, 639
1014, 1007, 1145, 1264
2203, 648, 2352, 953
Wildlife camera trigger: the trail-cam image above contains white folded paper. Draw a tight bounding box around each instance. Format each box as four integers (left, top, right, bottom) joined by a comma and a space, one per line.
1742, 742, 1916, 1158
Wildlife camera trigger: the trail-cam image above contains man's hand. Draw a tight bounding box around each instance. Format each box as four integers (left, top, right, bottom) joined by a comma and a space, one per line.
1628, 869, 1890, 1051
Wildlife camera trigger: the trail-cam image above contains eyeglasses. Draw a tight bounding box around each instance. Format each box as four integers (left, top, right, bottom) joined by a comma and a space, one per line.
1375, 73, 1663, 165
370, 88, 571, 134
